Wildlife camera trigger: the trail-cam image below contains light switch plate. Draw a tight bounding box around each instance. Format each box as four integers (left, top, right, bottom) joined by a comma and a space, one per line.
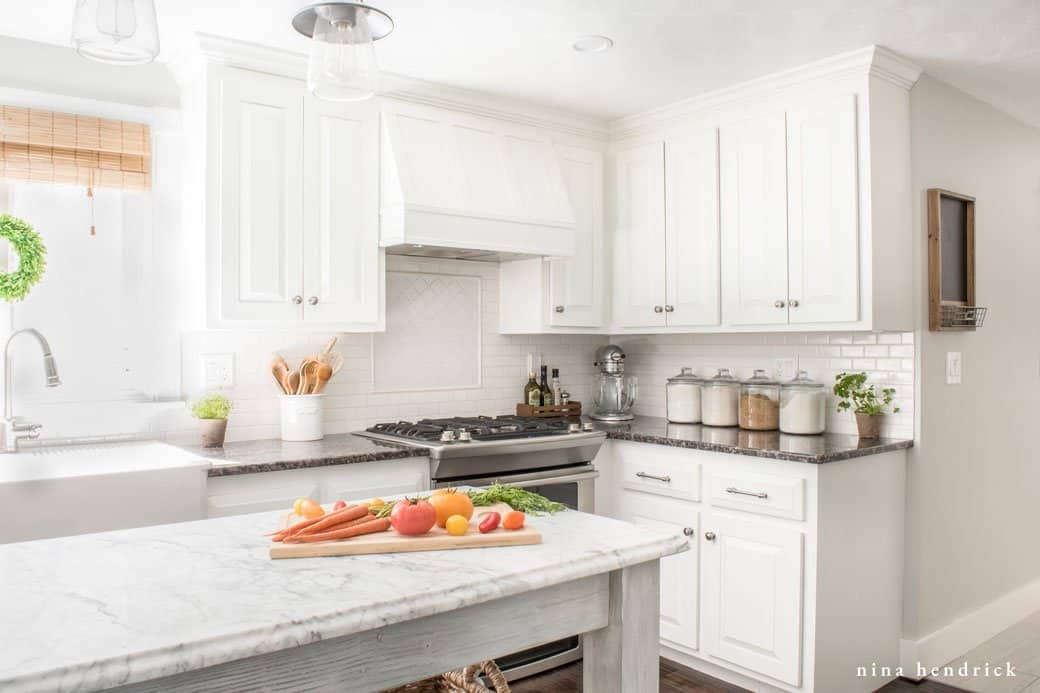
774, 358, 797, 380
201, 353, 234, 388
945, 351, 962, 385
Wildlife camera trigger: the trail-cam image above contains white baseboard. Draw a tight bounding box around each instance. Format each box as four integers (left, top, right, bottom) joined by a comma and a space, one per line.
901, 575, 1040, 678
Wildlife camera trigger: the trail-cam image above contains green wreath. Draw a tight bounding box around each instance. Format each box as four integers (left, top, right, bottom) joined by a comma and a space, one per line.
0, 214, 46, 301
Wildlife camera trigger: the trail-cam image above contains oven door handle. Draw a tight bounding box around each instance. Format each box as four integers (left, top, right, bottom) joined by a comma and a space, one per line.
450, 468, 600, 488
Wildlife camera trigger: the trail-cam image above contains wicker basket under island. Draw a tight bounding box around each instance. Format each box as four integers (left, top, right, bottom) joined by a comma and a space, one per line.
386, 660, 511, 693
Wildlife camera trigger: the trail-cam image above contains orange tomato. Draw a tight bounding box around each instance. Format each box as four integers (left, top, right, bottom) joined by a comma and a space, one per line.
428, 489, 474, 528
298, 499, 325, 519
502, 510, 525, 530
445, 514, 469, 536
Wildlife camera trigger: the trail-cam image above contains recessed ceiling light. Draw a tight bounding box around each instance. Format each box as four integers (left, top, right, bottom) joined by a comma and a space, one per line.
572, 35, 613, 53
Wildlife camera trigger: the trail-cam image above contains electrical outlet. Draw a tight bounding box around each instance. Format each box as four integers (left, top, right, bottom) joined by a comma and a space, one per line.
945, 351, 962, 385
201, 353, 234, 388
774, 358, 797, 380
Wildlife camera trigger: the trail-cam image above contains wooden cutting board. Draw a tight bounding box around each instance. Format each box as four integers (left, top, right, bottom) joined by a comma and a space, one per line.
269, 503, 541, 560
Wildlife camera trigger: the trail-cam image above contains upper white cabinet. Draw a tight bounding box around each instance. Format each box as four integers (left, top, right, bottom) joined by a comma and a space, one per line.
381, 99, 577, 258
498, 142, 606, 333
209, 66, 383, 330
720, 111, 790, 326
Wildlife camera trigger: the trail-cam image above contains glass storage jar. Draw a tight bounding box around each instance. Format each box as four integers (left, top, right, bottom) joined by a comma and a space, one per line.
739, 369, 780, 431
779, 370, 827, 435
666, 367, 702, 423
701, 368, 740, 427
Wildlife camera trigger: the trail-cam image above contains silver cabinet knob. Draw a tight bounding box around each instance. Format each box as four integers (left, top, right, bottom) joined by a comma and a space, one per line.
704, 531, 716, 542
789, 299, 800, 308
308, 296, 319, 306
774, 300, 786, 309
664, 305, 675, 313
654, 305, 664, 313
683, 527, 694, 537
554, 305, 565, 313
292, 295, 303, 305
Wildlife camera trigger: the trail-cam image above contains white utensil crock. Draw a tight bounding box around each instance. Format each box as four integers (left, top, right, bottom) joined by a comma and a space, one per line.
280, 394, 325, 441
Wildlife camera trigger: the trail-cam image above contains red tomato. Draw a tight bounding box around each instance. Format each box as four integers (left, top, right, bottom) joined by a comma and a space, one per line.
390, 498, 437, 536
478, 512, 501, 534
332, 500, 347, 511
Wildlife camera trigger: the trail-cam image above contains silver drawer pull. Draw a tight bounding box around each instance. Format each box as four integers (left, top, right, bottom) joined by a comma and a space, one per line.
636, 471, 672, 483
726, 486, 768, 499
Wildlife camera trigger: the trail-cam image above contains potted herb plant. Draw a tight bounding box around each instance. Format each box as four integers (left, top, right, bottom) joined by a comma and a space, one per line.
833, 372, 899, 439
191, 393, 233, 448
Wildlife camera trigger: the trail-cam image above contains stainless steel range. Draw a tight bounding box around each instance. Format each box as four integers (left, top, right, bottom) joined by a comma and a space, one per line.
357, 415, 605, 679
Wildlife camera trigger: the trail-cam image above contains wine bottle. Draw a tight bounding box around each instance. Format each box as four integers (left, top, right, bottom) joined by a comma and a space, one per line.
551, 368, 562, 406
524, 371, 541, 406
540, 365, 553, 406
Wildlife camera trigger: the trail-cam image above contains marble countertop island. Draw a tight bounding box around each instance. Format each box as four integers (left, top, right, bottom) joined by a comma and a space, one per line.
1, 505, 685, 692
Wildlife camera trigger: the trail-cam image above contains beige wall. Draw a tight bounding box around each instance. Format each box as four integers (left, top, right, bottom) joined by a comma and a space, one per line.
906, 75, 1040, 639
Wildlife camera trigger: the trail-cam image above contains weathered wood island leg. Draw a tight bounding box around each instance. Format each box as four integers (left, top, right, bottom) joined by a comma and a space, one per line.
582, 560, 661, 693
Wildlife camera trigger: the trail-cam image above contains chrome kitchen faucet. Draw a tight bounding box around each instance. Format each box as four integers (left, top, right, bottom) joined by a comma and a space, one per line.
3, 328, 60, 452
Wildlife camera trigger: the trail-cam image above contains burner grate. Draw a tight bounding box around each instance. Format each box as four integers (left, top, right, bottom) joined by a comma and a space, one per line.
366, 415, 571, 442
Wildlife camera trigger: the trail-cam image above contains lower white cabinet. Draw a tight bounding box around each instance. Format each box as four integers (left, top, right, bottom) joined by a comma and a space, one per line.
604, 440, 907, 693
701, 512, 804, 686
617, 491, 700, 651
206, 459, 430, 518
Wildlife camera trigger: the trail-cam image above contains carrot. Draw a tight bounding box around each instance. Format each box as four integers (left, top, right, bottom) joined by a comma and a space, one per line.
285, 517, 390, 543
270, 504, 364, 541
294, 511, 373, 536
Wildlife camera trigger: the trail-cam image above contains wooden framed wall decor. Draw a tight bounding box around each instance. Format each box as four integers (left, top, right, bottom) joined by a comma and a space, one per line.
927, 188, 985, 331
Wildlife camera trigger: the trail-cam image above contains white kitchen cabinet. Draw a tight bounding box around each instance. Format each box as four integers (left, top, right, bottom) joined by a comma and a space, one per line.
209, 66, 383, 330
206, 458, 430, 518
701, 512, 804, 686
498, 143, 606, 333
613, 141, 667, 328
617, 491, 700, 652
613, 130, 721, 329
786, 93, 860, 325
720, 111, 790, 326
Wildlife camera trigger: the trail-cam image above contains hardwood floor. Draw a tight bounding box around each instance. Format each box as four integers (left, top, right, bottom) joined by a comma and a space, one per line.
509, 658, 971, 693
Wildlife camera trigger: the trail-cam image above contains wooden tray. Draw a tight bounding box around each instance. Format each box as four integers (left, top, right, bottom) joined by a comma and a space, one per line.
516, 402, 582, 418
269, 503, 541, 560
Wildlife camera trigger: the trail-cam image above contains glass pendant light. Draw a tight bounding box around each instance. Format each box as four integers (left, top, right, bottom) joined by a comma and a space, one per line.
292, 3, 394, 102
71, 0, 160, 65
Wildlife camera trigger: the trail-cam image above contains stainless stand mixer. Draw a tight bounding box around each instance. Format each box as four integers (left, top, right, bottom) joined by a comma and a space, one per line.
589, 344, 637, 422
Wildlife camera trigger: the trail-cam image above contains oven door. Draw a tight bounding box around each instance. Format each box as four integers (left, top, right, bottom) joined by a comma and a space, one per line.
435, 465, 598, 680
434, 465, 597, 513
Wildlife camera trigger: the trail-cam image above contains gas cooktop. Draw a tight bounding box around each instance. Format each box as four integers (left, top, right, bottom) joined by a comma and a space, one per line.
365, 415, 582, 444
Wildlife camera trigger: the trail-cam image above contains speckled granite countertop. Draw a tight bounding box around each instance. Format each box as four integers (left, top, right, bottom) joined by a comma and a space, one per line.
183, 434, 429, 477
589, 415, 913, 464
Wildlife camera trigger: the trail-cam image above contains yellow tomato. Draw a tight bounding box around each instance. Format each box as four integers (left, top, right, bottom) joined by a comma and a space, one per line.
298, 499, 325, 519
292, 498, 312, 515
445, 514, 469, 536
369, 497, 385, 507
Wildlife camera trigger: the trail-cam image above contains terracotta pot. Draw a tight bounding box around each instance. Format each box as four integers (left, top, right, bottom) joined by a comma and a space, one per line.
855, 413, 884, 439
199, 418, 228, 448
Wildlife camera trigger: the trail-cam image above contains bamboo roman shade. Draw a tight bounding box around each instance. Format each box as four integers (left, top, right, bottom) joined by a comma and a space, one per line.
0, 105, 151, 191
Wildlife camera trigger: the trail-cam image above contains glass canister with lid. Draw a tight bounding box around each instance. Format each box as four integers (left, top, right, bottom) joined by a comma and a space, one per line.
739, 369, 781, 431
666, 367, 702, 424
701, 368, 740, 427
779, 370, 827, 435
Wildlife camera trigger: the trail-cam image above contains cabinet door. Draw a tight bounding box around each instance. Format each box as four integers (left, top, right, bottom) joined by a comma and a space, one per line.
786, 94, 860, 324
613, 142, 667, 328
665, 128, 721, 327
218, 67, 304, 322
302, 96, 382, 326
701, 513, 804, 685
549, 145, 604, 327
617, 491, 700, 651
720, 113, 789, 326
207, 475, 321, 518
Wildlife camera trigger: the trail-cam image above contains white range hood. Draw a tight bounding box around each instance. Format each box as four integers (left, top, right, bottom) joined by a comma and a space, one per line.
380, 98, 577, 261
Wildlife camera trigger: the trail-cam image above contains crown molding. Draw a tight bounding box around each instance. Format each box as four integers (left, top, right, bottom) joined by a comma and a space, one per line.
193, 33, 608, 140
610, 44, 923, 141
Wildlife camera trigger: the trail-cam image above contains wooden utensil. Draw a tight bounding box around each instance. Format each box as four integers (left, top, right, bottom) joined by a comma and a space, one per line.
325, 352, 344, 375
287, 370, 301, 395
312, 362, 334, 393
270, 356, 291, 395
319, 337, 337, 362
299, 360, 321, 394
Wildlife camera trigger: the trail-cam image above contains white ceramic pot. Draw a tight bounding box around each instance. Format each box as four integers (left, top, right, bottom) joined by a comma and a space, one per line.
280, 394, 325, 442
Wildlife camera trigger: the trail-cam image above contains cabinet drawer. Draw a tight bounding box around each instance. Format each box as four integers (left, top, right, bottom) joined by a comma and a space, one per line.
705, 470, 805, 521
616, 444, 700, 501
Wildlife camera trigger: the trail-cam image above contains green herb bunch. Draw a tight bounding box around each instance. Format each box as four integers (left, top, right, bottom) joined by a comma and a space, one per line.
190, 393, 233, 420
833, 372, 899, 416
467, 483, 567, 515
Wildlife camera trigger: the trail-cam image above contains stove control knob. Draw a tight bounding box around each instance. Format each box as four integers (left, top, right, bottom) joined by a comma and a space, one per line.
439, 430, 456, 443
568, 423, 582, 433
456, 429, 472, 442
582, 422, 596, 432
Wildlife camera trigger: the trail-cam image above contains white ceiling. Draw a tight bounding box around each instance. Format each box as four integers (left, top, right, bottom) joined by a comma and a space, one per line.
1, 1, 1039, 124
